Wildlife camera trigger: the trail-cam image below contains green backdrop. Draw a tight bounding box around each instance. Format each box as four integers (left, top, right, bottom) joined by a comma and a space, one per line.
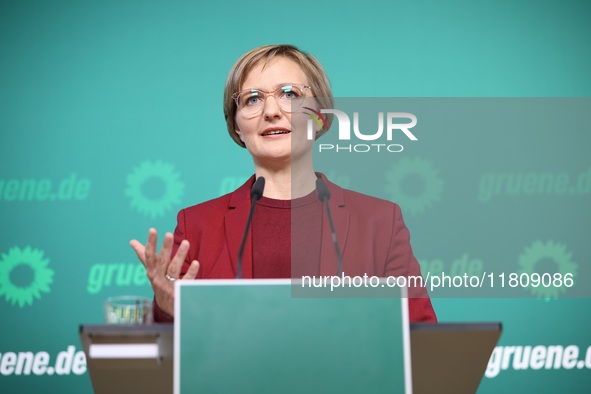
1, 1, 589, 393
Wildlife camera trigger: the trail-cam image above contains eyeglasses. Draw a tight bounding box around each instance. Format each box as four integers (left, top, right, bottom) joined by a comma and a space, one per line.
232, 84, 312, 117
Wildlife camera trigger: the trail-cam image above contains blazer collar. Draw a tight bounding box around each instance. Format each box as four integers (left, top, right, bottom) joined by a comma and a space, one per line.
224, 173, 350, 278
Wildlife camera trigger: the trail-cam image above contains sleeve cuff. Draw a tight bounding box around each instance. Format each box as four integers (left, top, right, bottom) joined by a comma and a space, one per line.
152, 299, 174, 323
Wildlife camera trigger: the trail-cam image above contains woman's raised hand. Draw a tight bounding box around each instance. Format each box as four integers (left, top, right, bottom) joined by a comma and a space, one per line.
130, 228, 200, 317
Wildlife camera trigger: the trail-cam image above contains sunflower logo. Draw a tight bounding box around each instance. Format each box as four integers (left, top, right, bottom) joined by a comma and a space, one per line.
384, 157, 444, 215
518, 240, 578, 300
0, 246, 55, 308
125, 160, 185, 219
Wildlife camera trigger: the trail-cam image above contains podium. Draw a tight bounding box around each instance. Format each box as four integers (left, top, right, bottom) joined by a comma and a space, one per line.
80, 280, 501, 394
174, 279, 410, 393
79, 323, 173, 394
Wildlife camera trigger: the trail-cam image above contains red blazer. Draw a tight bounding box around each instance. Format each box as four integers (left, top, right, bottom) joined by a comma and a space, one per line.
155, 175, 437, 323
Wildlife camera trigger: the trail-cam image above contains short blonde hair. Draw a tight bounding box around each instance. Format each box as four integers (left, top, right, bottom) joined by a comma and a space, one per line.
223, 44, 334, 148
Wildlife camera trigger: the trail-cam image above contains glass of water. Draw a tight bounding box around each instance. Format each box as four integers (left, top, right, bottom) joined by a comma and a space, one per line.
104, 295, 152, 324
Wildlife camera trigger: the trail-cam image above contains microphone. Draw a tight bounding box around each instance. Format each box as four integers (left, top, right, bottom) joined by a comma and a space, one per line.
250, 176, 265, 200
236, 176, 265, 279
316, 177, 343, 276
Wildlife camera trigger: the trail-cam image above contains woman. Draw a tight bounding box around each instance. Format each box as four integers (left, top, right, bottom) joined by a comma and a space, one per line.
130, 44, 437, 323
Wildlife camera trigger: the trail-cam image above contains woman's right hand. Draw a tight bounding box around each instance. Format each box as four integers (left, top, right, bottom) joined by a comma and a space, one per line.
129, 228, 200, 317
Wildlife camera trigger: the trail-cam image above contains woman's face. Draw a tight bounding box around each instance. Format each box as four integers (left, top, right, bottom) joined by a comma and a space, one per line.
234, 56, 315, 167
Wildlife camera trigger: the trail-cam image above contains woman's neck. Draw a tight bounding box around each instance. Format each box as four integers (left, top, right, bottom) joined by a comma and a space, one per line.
253, 161, 316, 200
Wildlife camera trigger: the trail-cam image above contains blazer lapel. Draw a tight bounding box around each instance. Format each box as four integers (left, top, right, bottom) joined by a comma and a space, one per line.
319, 175, 350, 276
225, 176, 256, 279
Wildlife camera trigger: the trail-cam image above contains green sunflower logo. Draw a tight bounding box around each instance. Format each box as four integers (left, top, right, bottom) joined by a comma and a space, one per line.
518, 240, 578, 300
125, 160, 185, 219
0, 246, 55, 308
384, 157, 444, 215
